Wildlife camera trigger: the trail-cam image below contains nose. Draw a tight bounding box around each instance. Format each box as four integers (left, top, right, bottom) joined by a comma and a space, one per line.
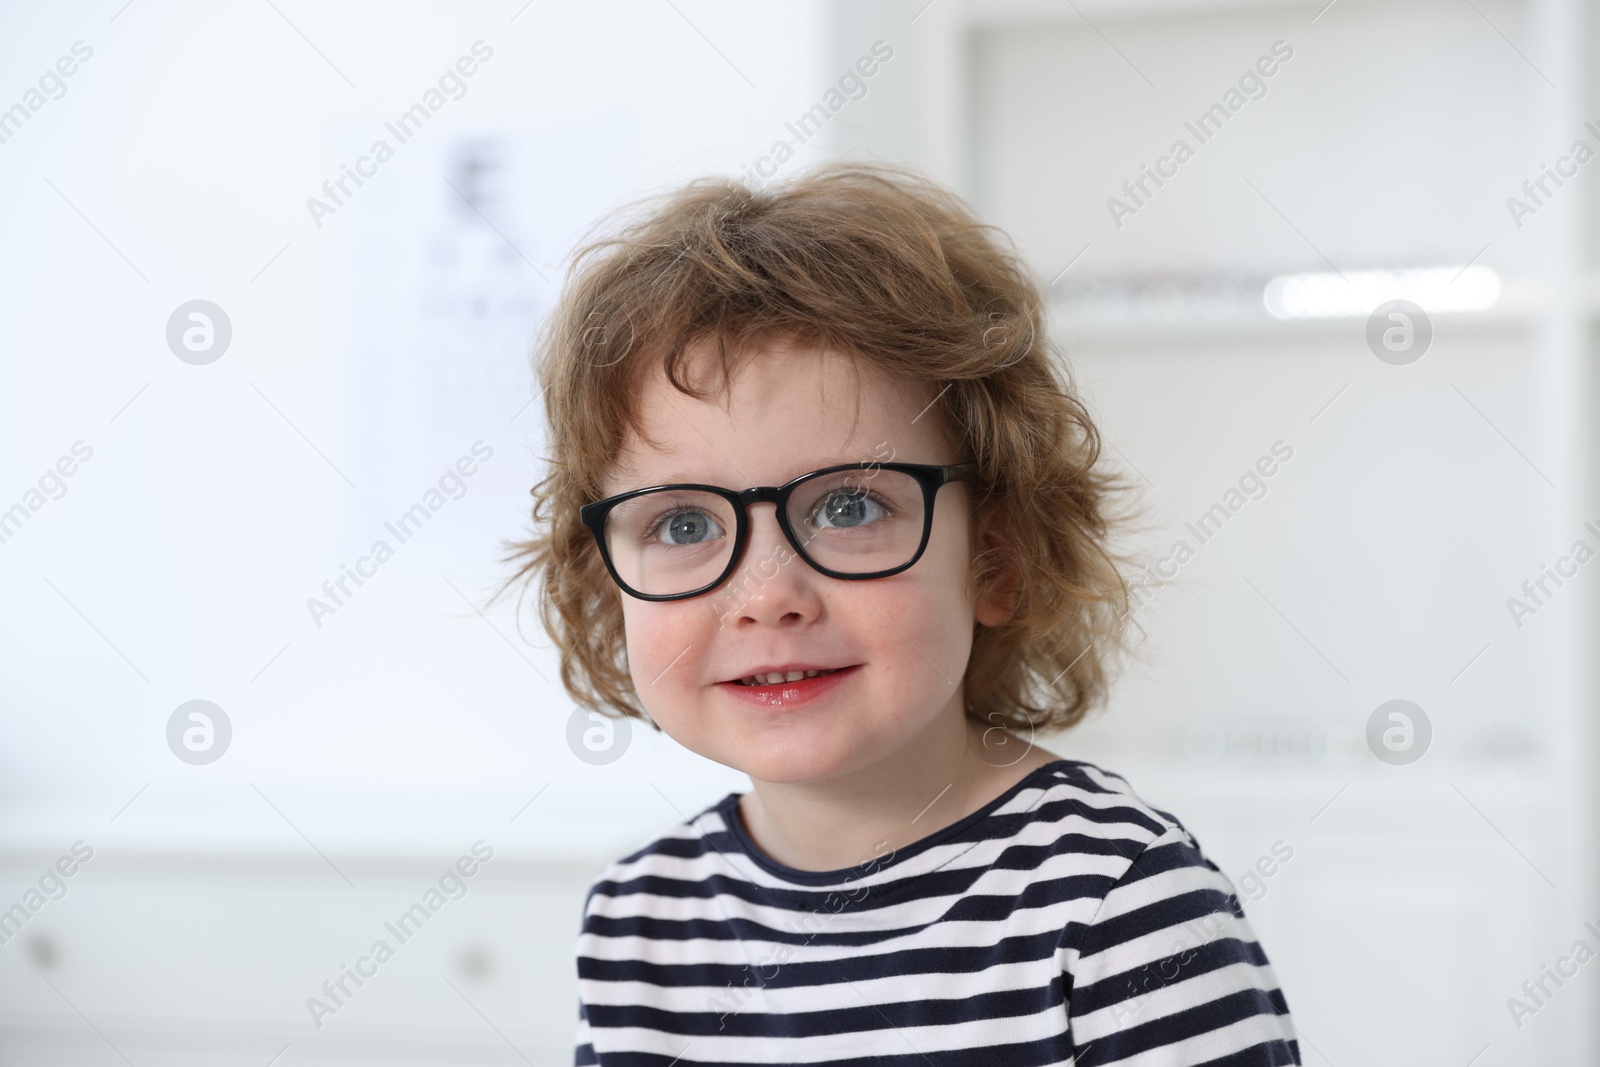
715, 503, 822, 629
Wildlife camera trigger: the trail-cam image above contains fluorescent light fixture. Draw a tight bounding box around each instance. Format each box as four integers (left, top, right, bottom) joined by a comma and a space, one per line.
1263, 266, 1501, 320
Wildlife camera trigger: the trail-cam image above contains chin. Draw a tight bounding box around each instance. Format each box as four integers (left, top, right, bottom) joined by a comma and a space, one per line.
727, 727, 896, 785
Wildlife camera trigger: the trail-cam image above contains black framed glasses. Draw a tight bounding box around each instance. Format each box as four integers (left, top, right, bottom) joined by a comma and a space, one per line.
580, 462, 979, 602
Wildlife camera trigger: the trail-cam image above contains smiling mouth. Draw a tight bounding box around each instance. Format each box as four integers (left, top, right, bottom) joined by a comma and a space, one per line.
732, 667, 845, 687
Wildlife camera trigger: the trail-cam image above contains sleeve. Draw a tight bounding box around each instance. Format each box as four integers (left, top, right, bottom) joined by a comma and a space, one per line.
575, 995, 597, 1066
1064, 825, 1302, 1066
574, 879, 602, 1066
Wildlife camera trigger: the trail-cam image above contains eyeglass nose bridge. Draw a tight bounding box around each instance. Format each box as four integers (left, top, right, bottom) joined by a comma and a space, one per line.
729, 485, 810, 567
733, 486, 785, 508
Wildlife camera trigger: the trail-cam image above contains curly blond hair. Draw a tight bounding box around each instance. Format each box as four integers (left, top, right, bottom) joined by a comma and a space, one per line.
492, 162, 1145, 735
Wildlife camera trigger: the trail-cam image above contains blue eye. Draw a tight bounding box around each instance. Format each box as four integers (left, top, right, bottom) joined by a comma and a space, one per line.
653, 509, 725, 546
812, 490, 888, 529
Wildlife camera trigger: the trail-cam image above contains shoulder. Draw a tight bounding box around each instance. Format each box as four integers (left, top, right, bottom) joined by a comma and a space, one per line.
1019, 757, 1202, 863
1019, 759, 1248, 954
1027, 757, 1230, 908
1038, 763, 1302, 1062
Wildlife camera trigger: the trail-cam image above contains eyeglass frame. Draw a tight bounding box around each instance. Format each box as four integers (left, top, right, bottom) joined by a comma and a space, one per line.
579, 461, 980, 603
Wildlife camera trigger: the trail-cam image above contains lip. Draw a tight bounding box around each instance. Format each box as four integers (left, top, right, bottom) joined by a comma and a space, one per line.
715, 664, 861, 709
720, 663, 847, 684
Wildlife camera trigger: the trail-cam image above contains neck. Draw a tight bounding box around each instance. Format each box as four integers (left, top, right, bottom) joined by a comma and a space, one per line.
735, 702, 1051, 873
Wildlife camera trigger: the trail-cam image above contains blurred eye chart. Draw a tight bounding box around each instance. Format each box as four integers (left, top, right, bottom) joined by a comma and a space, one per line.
331, 122, 629, 577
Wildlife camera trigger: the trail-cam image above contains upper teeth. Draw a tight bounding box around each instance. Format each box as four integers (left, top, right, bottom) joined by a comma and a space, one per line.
737, 669, 836, 686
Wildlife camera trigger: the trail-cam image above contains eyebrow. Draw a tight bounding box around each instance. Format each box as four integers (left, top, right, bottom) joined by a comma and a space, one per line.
615, 457, 883, 493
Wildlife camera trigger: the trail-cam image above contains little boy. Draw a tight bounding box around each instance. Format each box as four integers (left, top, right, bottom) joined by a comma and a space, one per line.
503, 163, 1301, 1065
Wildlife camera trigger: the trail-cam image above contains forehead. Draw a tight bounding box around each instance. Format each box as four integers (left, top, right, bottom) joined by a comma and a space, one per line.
605, 339, 952, 492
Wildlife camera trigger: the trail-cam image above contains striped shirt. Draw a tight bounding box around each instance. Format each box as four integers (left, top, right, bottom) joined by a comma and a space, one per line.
574, 758, 1301, 1065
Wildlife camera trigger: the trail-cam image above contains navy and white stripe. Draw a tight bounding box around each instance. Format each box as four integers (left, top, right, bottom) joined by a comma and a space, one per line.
574, 759, 1300, 1065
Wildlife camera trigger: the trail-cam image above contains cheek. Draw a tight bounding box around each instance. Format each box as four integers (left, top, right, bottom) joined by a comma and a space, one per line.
856, 538, 977, 688
923, 517, 980, 649
621, 601, 715, 704
921, 505, 978, 613
620, 603, 670, 688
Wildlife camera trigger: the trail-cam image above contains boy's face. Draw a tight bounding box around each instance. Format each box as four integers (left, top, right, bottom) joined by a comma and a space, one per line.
605, 339, 1002, 785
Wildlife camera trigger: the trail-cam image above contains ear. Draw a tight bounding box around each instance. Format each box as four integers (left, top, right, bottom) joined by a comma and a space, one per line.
973, 502, 1019, 627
